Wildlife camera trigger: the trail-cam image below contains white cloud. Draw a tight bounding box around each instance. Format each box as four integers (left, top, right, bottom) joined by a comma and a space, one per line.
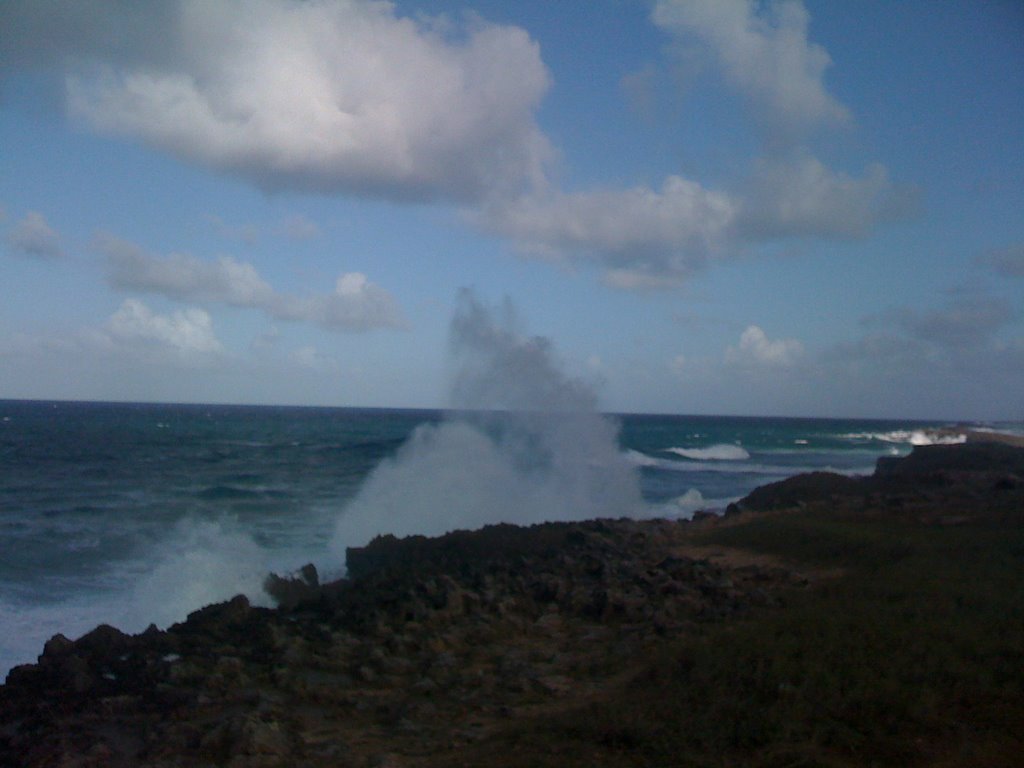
653, 0, 848, 134
479, 153, 910, 286
738, 153, 912, 239
97, 234, 405, 331
469, 1, 907, 289
50, 0, 551, 202
101, 234, 275, 306
272, 273, 408, 332
105, 298, 222, 354
6, 211, 64, 258
480, 175, 737, 287
4, 1, 911, 297
726, 325, 803, 366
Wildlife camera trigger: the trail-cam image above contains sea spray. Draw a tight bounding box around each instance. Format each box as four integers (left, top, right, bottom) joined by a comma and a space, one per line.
0, 516, 279, 677
2, 400, 984, 678
328, 291, 644, 564
124, 518, 277, 626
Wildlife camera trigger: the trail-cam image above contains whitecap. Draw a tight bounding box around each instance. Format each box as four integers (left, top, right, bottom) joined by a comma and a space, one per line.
624, 449, 663, 468
840, 429, 965, 446
665, 444, 750, 461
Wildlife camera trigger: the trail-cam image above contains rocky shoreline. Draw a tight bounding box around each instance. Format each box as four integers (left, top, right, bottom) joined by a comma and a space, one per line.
2, 441, 1022, 767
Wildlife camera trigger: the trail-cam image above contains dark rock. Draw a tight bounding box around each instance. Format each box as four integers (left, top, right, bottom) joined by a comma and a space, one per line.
994, 475, 1020, 491
180, 594, 252, 636
345, 522, 597, 579
40, 633, 74, 661
264, 562, 320, 608
740, 471, 862, 511
875, 442, 1024, 478
75, 624, 130, 659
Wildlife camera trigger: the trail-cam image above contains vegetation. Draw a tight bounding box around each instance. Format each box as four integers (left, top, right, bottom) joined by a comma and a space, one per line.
499, 509, 1024, 767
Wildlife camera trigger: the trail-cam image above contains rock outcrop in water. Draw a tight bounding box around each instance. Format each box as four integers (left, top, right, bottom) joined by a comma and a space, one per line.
1, 441, 1022, 767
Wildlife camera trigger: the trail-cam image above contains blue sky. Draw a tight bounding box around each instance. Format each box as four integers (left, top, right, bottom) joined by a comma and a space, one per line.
2, 0, 1022, 419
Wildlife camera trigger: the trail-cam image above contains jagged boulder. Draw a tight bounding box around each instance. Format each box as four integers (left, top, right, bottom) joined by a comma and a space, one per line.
264, 563, 320, 608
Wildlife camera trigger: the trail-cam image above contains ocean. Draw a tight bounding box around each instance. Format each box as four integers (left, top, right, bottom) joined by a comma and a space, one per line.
1, 398, 1017, 677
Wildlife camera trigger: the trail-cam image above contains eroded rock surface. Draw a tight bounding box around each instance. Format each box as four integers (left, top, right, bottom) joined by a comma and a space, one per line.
2, 516, 807, 767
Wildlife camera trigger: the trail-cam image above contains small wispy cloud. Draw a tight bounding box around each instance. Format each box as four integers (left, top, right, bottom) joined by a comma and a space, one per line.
105, 298, 223, 354
726, 325, 804, 367
892, 298, 1014, 350
96, 233, 406, 332
101, 233, 275, 306
737, 153, 915, 240
6, 211, 64, 259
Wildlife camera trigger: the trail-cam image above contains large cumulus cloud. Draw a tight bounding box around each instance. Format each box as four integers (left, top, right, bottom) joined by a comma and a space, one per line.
3, 0, 552, 202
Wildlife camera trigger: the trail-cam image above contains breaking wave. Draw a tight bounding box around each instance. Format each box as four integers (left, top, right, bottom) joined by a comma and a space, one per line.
666, 444, 750, 461
625, 449, 871, 478
841, 429, 966, 446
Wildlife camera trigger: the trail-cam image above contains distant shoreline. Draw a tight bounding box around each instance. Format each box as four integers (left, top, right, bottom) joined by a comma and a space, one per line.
965, 429, 1024, 447
2, 396, 1020, 427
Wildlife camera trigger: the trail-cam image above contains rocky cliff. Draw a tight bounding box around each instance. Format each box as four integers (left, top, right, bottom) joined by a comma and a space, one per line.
2, 442, 1022, 767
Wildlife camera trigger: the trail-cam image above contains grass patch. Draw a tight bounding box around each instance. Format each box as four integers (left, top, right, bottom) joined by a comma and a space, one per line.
544, 510, 1024, 767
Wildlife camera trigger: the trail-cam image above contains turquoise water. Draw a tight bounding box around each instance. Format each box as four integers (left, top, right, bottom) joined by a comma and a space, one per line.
0, 399, 1011, 676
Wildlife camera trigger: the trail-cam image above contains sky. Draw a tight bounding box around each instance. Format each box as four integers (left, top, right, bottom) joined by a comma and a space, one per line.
1, 0, 1022, 420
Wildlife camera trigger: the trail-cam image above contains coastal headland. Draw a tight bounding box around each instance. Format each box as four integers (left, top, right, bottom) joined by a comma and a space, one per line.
2, 441, 1022, 767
